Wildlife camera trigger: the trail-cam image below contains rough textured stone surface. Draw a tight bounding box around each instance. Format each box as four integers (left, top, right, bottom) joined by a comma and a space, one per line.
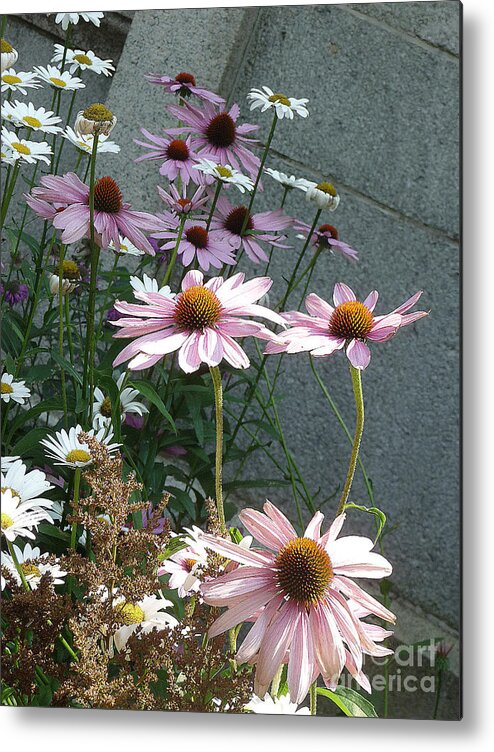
351, 0, 461, 56
233, 3, 460, 237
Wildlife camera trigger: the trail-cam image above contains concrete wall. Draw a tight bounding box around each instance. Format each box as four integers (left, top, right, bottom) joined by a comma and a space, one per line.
5, 3, 460, 632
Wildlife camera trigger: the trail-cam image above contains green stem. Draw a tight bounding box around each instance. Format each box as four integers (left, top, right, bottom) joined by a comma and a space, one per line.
81, 133, 100, 425
209, 365, 226, 533
276, 209, 321, 309
96, 252, 118, 338
58, 244, 68, 428
280, 185, 289, 209
270, 664, 283, 698
54, 89, 78, 173
240, 111, 278, 236
70, 467, 82, 550
309, 356, 375, 506
310, 681, 318, 715
206, 180, 222, 231
336, 365, 365, 516
432, 670, 443, 720
0, 160, 20, 226
6, 538, 30, 590
65, 295, 75, 365
162, 213, 186, 286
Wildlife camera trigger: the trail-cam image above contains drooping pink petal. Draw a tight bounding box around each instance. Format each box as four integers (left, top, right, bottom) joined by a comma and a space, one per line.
287, 608, 314, 704
346, 338, 371, 369
255, 600, 300, 692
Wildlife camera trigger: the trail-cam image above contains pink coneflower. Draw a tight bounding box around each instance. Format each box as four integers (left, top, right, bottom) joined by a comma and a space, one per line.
157, 183, 208, 216
152, 217, 236, 271
134, 130, 199, 185
200, 503, 395, 703
210, 195, 292, 264
112, 269, 285, 373
167, 101, 260, 180
1, 281, 29, 306
145, 71, 225, 105
265, 282, 428, 369
294, 220, 358, 262
27, 172, 162, 255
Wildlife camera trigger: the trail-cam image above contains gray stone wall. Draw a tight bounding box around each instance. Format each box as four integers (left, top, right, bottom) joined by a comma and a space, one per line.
5, 3, 460, 630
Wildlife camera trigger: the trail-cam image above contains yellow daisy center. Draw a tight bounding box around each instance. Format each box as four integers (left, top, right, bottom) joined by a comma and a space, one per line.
21, 562, 41, 577
174, 285, 222, 331
12, 142, 31, 155
62, 259, 80, 280
49, 77, 67, 88
216, 165, 233, 178
268, 93, 291, 106
1, 382, 14, 394
315, 181, 337, 197
23, 116, 42, 128
73, 53, 92, 66
82, 103, 113, 122
275, 537, 333, 606
114, 602, 145, 626
2, 74, 22, 85
1, 512, 14, 529
1, 39, 13, 53
328, 301, 374, 340
65, 449, 91, 464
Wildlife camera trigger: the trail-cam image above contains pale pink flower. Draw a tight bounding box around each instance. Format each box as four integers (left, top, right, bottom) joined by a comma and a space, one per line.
112, 270, 285, 373
294, 220, 358, 262
166, 100, 260, 180
157, 183, 208, 216
159, 526, 209, 597
209, 194, 292, 264
134, 130, 199, 185
200, 503, 395, 704
145, 71, 225, 105
27, 172, 162, 255
152, 216, 236, 271
265, 282, 428, 369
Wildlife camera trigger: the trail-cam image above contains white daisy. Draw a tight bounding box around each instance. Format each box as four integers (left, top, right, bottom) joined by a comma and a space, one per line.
247, 86, 309, 120
1, 100, 63, 134
0, 456, 21, 471
1, 488, 51, 542
130, 274, 174, 298
51, 44, 115, 77
62, 126, 120, 155
1, 542, 67, 590
112, 594, 178, 652
1, 68, 40, 95
48, 258, 81, 296
244, 693, 310, 715
92, 373, 148, 431
51, 12, 105, 32
1, 147, 15, 165
306, 180, 340, 211
40, 424, 121, 469
1, 39, 18, 74
107, 236, 144, 257
33, 65, 85, 91
193, 159, 254, 193
265, 168, 313, 192
1, 127, 52, 165
1, 459, 54, 511
1, 373, 31, 405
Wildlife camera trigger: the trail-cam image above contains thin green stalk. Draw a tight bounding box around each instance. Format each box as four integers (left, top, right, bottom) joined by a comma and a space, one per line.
96, 252, 119, 338
270, 665, 283, 698
309, 356, 375, 505
162, 213, 186, 286
206, 180, 222, 231
54, 89, 78, 172
81, 133, 100, 424
280, 185, 289, 209
65, 295, 75, 365
240, 111, 278, 237
276, 209, 321, 309
310, 681, 318, 715
70, 467, 82, 550
1, 160, 20, 226
432, 670, 443, 720
6, 539, 30, 590
57, 244, 68, 428
209, 365, 226, 533
336, 365, 365, 516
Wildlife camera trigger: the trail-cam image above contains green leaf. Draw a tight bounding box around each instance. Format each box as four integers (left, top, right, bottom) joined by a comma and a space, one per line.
128, 380, 176, 433
51, 352, 83, 386
344, 503, 386, 544
9, 398, 66, 437
317, 686, 378, 717
223, 478, 291, 492
12, 428, 49, 456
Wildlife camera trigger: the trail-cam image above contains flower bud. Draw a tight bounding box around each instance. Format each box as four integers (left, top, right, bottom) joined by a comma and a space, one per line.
74, 103, 116, 137
1, 39, 18, 74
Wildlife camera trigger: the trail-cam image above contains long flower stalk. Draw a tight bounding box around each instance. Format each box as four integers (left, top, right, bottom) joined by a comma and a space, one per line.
209, 365, 226, 533
58, 244, 68, 428
239, 110, 278, 237
336, 364, 365, 516
70, 467, 82, 550
81, 133, 100, 424
276, 208, 321, 309
206, 180, 222, 231
162, 213, 186, 286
